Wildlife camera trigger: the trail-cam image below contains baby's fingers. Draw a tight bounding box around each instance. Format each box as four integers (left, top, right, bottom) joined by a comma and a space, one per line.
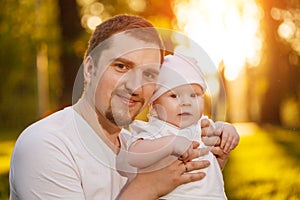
179, 152, 189, 161
222, 134, 240, 153
191, 147, 210, 159
202, 136, 220, 146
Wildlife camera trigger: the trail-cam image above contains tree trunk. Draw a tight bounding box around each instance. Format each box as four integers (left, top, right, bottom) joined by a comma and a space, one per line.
57, 0, 82, 107
260, 1, 288, 125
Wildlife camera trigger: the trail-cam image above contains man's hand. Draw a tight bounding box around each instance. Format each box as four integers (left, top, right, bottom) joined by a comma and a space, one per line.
210, 147, 228, 170
118, 154, 211, 199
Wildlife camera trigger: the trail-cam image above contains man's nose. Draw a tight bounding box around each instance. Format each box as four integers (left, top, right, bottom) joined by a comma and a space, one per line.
124, 69, 143, 95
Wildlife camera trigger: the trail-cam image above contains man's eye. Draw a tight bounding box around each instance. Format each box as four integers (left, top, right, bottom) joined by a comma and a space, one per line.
114, 63, 129, 71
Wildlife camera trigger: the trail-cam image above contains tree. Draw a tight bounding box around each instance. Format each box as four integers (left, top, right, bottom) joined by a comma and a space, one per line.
0, 0, 61, 129
260, 0, 300, 126
57, 0, 84, 107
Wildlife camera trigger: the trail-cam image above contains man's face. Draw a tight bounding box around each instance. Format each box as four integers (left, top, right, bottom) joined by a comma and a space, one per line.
88, 34, 161, 127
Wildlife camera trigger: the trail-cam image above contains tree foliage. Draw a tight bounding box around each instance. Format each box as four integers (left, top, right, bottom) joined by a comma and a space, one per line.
1, 0, 299, 130
0, 0, 61, 129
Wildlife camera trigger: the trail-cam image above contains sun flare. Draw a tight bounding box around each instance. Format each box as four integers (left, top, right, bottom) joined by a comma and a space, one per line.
173, 0, 263, 81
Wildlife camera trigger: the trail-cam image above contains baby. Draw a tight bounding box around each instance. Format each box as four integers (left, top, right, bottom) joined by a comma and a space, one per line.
123, 53, 239, 199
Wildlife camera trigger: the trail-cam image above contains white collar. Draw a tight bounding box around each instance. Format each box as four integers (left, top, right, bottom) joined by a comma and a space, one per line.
148, 116, 202, 142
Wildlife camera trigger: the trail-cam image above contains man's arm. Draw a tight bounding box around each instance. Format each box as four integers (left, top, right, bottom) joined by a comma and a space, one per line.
210, 147, 229, 170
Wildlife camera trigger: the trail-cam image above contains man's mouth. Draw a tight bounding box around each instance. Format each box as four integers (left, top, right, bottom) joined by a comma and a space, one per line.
114, 93, 143, 107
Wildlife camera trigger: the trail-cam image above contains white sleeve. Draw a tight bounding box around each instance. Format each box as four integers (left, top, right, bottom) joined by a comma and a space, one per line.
127, 120, 158, 148
9, 127, 85, 200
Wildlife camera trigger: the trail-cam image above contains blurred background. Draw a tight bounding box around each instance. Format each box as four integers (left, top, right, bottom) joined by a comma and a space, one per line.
0, 0, 300, 199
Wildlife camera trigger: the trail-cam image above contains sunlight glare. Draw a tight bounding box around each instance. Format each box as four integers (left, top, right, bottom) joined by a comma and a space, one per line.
278, 20, 296, 40
89, 2, 104, 15
206, 76, 220, 96
87, 15, 102, 31
272, 7, 300, 58
127, 0, 146, 12
173, 0, 263, 81
76, 0, 94, 7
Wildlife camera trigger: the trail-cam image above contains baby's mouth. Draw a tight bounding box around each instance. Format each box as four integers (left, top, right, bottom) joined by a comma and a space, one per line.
178, 112, 192, 116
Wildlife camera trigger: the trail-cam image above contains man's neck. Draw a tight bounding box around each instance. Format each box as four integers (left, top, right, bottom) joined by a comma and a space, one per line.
73, 98, 121, 152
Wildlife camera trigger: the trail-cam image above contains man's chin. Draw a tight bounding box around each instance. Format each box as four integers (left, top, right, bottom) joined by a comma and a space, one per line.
106, 112, 134, 127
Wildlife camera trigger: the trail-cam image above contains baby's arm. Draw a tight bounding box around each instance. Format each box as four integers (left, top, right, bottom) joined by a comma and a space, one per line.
128, 135, 195, 169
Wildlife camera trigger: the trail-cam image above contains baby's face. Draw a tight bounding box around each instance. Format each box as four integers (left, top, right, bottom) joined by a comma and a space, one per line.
153, 84, 204, 128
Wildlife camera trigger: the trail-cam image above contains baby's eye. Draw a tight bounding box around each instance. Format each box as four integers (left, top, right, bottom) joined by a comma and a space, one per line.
170, 94, 178, 98
191, 93, 201, 98
191, 92, 204, 97
143, 71, 157, 81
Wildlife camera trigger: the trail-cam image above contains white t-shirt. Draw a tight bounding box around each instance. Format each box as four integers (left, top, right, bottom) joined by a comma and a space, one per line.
128, 116, 227, 200
9, 107, 128, 200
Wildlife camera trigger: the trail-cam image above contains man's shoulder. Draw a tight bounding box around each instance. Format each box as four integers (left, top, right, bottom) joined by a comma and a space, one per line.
16, 107, 76, 147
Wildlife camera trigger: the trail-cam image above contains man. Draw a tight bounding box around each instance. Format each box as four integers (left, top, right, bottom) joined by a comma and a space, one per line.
9, 15, 238, 199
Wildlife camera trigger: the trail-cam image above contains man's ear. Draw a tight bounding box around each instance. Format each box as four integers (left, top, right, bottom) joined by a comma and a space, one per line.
83, 56, 94, 84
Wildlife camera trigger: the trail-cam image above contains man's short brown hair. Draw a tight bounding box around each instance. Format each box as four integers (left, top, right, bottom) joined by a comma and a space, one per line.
85, 14, 164, 63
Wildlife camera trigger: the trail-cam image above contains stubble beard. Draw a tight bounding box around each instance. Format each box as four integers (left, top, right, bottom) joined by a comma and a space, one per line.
105, 100, 144, 127
106, 88, 145, 127
105, 107, 134, 127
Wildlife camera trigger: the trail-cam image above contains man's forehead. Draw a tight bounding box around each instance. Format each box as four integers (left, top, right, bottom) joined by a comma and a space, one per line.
91, 32, 162, 71
106, 41, 161, 66
110, 33, 161, 54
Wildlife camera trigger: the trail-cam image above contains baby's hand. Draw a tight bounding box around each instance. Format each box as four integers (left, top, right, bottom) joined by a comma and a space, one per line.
172, 137, 208, 162
215, 122, 240, 154
171, 136, 194, 162
177, 142, 209, 162
202, 136, 220, 147
177, 144, 194, 162
201, 117, 221, 147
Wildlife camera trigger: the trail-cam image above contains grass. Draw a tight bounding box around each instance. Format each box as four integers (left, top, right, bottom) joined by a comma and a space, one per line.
0, 124, 300, 199
223, 123, 300, 199
0, 130, 19, 200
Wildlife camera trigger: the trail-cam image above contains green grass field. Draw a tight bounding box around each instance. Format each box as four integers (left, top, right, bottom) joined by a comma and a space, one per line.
0, 124, 300, 200
0, 130, 17, 200
223, 123, 300, 199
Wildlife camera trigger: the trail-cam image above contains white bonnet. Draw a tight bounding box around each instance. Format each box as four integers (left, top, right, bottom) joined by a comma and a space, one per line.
149, 53, 207, 103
